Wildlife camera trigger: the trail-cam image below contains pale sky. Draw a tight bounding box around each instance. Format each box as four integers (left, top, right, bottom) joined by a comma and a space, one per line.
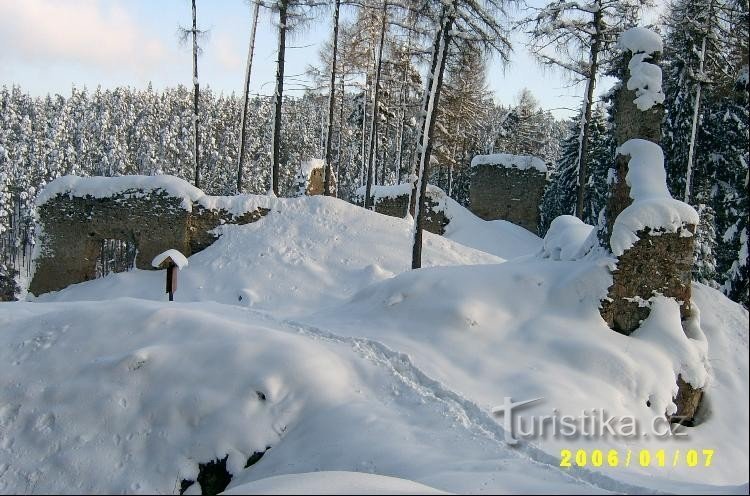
0, 0, 662, 119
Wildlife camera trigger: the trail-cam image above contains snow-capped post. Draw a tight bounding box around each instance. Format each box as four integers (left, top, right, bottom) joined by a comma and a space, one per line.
599, 28, 703, 422
152, 250, 189, 302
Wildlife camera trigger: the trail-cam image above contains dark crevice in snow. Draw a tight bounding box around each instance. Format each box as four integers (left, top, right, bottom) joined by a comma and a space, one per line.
179, 447, 271, 495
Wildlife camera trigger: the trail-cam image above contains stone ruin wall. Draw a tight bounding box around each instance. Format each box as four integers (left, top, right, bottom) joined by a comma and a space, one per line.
468, 165, 547, 235
599, 34, 702, 421
356, 188, 449, 235
29, 190, 268, 296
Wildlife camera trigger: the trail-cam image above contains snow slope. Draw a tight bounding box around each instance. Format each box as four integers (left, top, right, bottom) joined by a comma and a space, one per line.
1, 195, 747, 494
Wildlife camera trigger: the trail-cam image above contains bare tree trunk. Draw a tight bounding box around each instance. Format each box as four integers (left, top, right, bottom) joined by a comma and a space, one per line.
412, 12, 452, 269
684, 36, 707, 204
270, 0, 288, 196
335, 75, 345, 198
360, 72, 370, 187
364, 0, 388, 208
575, 5, 602, 219
323, 0, 342, 196
237, 0, 261, 194
192, 0, 201, 188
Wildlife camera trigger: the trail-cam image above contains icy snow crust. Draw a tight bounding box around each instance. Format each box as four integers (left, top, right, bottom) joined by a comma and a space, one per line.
1, 195, 747, 493
35, 174, 274, 216
610, 139, 699, 256
470, 153, 548, 173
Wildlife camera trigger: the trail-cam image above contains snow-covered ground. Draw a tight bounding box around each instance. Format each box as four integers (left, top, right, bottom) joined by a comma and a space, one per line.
0, 195, 747, 494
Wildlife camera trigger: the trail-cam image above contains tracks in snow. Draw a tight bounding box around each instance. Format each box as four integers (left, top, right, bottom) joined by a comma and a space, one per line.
281, 317, 657, 495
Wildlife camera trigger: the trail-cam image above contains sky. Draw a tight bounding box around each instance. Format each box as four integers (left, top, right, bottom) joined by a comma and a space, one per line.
0, 0, 661, 120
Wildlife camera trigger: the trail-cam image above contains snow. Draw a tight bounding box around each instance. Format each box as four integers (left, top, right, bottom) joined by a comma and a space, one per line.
353, 183, 542, 260
151, 249, 189, 269
35, 175, 274, 216
617, 28, 665, 111
538, 215, 596, 261
298, 158, 325, 178
610, 139, 699, 256
224, 471, 448, 495
36, 196, 504, 318
1, 194, 747, 494
617, 27, 663, 55
627, 52, 665, 111
470, 153, 548, 173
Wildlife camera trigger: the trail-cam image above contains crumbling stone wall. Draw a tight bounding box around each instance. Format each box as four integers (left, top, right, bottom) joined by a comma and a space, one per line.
29, 190, 268, 296
600, 226, 695, 334
356, 187, 449, 235
469, 165, 547, 234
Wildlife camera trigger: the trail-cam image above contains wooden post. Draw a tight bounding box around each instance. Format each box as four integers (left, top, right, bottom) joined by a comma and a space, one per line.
166, 262, 177, 301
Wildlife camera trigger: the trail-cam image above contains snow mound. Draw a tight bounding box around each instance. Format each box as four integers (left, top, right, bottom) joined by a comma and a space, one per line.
538, 215, 596, 261
308, 260, 748, 487
224, 471, 448, 495
611, 139, 698, 256
470, 153, 547, 173
618, 27, 663, 54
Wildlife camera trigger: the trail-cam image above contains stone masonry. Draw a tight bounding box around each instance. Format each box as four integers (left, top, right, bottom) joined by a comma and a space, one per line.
355, 184, 449, 235
599, 30, 702, 422
29, 185, 268, 296
469, 156, 547, 235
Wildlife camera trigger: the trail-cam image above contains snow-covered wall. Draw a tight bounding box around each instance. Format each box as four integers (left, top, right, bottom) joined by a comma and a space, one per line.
30, 175, 271, 295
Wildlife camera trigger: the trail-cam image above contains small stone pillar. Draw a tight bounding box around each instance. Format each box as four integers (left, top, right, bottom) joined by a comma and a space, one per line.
295, 159, 331, 196
599, 28, 702, 421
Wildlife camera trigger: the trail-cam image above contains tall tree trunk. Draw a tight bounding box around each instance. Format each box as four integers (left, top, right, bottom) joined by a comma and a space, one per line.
411, 12, 453, 269
270, 0, 288, 196
192, 0, 201, 188
335, 75, 345, 198
575, 5, 602, 219
237, 0, 261, 194
380, 114, 389, 185
364, 0, 388, 208
360, 73, 370, 187
323, 0, 342, 196
684, 36, 707, 204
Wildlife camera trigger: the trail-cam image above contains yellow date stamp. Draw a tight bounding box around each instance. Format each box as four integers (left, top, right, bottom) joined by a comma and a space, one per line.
559, 449, 715, 468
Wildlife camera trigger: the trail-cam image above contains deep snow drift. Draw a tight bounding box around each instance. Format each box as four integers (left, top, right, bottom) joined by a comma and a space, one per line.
1, 195, 747, 494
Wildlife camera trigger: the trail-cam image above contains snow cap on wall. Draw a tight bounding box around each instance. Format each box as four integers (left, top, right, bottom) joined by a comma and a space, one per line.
618, 27, 665, 111
610, 139, 699, 256
470, 153, 547, 173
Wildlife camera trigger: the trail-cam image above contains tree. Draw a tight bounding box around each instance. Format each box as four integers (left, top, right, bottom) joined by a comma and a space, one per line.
268, 0, 323, 196
411, 0, 512, 269
521, 0, 647, 219
237, 0, 262, 193
178, 0, 206, 188
662, 0, 736, 202
323, 0, 342, 196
